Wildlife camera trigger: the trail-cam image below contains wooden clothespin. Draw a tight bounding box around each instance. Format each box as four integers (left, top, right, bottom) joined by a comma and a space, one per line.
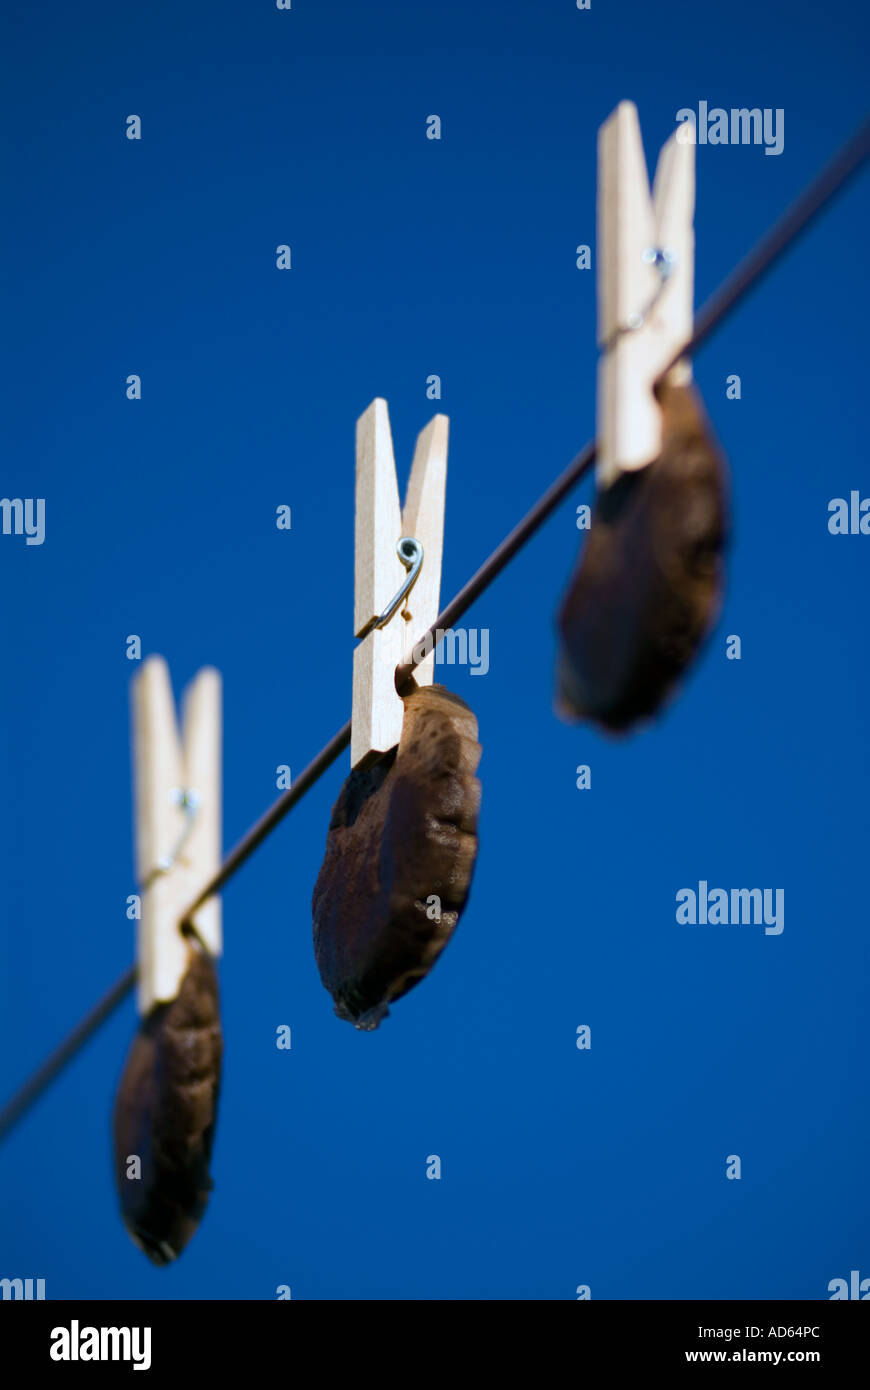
556, 102, 726, 731
352, 398, 448, 769
597, 100, 695, 490
132, 655, 222, 1015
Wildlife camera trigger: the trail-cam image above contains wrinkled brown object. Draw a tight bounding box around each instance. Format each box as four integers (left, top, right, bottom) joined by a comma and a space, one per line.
557, 381, 728, 731
113, 944, 222, 1265
313, 682, 481, 1030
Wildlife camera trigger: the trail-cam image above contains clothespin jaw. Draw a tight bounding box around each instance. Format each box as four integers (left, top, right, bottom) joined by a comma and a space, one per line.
132, 656, 222, 1017
597, 100, 695, 490
351, 398, 448, 769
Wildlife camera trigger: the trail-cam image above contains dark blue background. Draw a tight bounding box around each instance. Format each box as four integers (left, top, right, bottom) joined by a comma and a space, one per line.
1, 0, 867, 1300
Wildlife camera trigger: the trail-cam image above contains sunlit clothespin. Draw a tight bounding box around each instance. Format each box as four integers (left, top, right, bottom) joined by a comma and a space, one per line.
597, 100, 695, 489
131, 656, 222, 1016
352, 398, 448, 769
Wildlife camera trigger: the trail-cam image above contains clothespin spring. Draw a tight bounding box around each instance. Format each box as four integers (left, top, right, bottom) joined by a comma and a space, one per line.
356, 537, 424, 640
141, 787, 202, 889
599, 246, 677, 352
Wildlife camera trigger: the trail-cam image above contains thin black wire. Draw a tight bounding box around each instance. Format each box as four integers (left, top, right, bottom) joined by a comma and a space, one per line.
0, 967, 137, 1141
1, 113, 868, 1145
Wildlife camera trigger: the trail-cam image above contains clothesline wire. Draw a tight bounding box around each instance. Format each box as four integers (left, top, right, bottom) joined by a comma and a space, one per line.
1, 113, 868, 1146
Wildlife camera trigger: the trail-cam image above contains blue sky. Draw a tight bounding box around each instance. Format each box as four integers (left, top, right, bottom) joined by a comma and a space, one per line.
1, 0, 868, 1299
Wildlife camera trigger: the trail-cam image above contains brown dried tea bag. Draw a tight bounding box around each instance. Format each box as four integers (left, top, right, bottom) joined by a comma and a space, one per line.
313, 682, 481, 1029
113, 942, 222, 1265
557, 381, 728, 731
